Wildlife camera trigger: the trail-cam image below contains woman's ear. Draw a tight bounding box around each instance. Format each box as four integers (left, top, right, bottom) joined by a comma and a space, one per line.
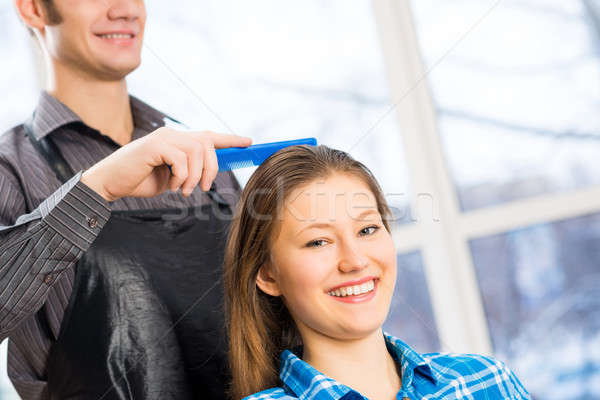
256, 263, 282, 297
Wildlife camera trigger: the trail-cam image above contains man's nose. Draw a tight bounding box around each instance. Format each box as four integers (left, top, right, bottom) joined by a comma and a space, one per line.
107, 0, 143, 21
337, 239, 369, 273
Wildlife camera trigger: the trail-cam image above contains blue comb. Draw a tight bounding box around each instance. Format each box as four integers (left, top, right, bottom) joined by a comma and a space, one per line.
166, 137, 317, 174
215, 137, 317, 171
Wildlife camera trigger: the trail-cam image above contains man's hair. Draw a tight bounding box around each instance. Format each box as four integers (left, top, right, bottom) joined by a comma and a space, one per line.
24, 0, 63, 37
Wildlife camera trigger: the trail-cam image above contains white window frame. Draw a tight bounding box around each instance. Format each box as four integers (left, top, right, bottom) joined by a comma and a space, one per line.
371, 0, 600, 354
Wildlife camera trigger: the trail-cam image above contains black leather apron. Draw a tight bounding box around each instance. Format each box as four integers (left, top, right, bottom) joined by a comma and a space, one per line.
25, 121, 232, 400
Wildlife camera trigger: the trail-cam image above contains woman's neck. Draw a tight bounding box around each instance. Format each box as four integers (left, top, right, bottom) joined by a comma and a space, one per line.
302, 329, 401, 400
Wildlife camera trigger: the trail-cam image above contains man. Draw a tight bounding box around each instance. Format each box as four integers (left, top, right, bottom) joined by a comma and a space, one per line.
1, 0, 252, 398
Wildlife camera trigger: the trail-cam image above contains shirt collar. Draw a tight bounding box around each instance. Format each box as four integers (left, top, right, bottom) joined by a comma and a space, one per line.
30, 90, 173, 141
382, 331, 441, 387
278, 330, 441, 400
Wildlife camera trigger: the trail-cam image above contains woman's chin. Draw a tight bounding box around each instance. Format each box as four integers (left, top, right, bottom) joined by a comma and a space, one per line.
331, 320, 386, 340
336, 309, 389, 335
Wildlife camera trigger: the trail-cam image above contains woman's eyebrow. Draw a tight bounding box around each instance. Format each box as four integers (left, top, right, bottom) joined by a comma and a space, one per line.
295, 223, 332, 236
353, 208, 380, 220
294, 209, 379, 235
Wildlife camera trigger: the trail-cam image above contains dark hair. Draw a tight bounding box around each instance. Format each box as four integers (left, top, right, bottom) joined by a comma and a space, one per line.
223, 145, 392, 399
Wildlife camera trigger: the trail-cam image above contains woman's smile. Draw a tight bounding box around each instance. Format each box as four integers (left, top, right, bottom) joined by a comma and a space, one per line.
327, 277, 379, 303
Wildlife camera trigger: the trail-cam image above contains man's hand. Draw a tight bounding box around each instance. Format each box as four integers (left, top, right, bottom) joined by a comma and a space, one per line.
81, 127, 252, 202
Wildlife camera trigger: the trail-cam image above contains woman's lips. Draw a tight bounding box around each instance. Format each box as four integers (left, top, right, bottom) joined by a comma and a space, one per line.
327, 275, 378, 292
327, 278, 378, 304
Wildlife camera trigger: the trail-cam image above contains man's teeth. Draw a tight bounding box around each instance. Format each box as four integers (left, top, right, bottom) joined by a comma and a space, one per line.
100, 34, 133, 39
328, 280, 375, 297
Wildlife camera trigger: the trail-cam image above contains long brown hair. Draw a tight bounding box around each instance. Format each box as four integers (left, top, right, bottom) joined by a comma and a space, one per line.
224, 145, 392, 399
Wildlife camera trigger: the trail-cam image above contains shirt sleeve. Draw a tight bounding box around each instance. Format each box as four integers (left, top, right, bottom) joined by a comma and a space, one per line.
0, 170, 111, 340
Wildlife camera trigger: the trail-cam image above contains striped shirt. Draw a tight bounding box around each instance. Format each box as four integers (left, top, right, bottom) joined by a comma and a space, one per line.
0, 91, 241, 399
244, 331, 531, 400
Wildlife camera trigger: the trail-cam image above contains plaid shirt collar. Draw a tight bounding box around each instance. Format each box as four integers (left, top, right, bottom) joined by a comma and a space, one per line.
30, 90, 173, 141
278, 330, 441, 400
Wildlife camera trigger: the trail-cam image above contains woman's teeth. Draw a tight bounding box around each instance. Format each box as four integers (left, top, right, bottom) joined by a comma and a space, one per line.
99, 34, 133, 39
328, 279, 375, 297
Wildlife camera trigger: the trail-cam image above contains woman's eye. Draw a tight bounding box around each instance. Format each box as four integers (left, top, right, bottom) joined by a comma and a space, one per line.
359, 225, 380, 236
305, 226, 380, 247
306, 239, 327, 248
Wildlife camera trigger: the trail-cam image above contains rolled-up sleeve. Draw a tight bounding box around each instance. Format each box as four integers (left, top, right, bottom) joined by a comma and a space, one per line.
0, 170, 111, 339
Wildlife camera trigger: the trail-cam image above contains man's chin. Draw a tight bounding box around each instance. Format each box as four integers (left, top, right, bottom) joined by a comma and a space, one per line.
96, 62, 140, 81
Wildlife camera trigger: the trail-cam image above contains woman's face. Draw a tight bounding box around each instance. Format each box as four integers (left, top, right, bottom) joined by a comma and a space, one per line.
256, 172, 397, 342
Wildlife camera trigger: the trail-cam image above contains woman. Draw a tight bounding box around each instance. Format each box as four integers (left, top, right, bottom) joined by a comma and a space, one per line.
224, 145, 530, 400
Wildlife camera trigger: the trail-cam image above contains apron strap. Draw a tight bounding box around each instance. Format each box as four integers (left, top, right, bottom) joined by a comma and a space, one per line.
23, 113, 231, 208
24, 113, 75, 184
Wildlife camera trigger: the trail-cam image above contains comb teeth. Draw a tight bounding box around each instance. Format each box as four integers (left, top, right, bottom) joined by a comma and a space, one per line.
218, 158, 255, 171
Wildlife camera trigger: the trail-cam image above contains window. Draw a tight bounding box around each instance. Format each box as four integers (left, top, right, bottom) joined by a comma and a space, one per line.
384, 251, 440, 353
411, 0, 600, 211
401, 0, 600, 397
471, 213, 600, 399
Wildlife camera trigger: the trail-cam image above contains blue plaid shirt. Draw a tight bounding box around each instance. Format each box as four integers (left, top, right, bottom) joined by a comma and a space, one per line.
243, 331, 530, 400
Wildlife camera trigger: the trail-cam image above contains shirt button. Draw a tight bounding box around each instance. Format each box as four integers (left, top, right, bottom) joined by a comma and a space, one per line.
43, 273, 55, 285
87, 215, 98, 228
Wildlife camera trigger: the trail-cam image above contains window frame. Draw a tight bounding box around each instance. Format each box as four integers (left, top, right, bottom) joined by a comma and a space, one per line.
371, 0, 600, 354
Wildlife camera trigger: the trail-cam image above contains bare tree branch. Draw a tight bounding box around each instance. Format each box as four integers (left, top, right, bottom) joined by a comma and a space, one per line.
439, 107, 600, 141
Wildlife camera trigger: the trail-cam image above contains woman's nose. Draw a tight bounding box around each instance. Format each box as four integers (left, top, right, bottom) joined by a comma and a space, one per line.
337, 240, 369, 273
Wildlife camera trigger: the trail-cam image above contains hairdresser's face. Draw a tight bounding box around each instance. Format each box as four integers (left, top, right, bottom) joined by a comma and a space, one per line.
259, 173, 397, 342
42, 0, 145, 80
